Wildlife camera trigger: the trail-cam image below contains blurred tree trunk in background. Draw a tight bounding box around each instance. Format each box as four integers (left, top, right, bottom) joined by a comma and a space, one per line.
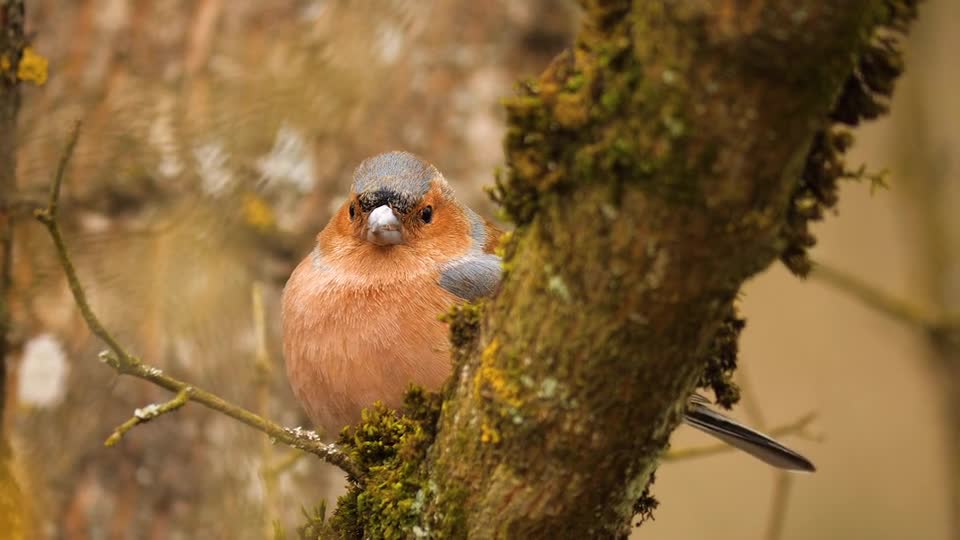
1, 1, 25, 537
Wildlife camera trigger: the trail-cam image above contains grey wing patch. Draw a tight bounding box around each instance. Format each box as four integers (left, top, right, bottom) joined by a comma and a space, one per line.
466, 207, 487, 249
439, 253, 502, 301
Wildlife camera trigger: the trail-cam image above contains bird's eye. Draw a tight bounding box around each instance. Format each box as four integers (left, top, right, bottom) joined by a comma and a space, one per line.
420, 205, 433, 224
349, 202, 356, 221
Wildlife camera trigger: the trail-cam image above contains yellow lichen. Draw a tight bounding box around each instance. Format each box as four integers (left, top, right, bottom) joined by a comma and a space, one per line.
481, 338, 500, 364
480, 422, 501, 444
473, 339, 524, 412
17, 47, 48, 85
242, 192, 276, 231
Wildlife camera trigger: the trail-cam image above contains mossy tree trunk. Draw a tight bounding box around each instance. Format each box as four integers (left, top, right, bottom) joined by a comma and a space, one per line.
417, 1, 890, 537
0, 1, 25, 537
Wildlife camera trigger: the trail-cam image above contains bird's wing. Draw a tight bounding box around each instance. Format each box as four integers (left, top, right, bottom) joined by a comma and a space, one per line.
439, 253, 502, 301
438, 208, 503, 301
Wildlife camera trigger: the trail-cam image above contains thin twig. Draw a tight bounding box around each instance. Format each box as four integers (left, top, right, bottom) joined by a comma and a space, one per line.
105, 388, 190, 446
664, 412, 819, 462
738, 368, 795, 540
33, 124, 361, 480
811, 261, 958, 333
253, 281, 279, 538
764, 472, 794, 540
34, 121, 132, 360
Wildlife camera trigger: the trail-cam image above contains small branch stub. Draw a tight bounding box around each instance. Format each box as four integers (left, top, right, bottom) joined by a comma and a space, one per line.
104, 388, 191, 447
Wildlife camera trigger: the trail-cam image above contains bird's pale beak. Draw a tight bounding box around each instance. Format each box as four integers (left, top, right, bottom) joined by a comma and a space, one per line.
366, 205, 404, 246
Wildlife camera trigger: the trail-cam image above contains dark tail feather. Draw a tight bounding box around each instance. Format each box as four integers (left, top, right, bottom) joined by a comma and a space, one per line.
684, 402, 816, 473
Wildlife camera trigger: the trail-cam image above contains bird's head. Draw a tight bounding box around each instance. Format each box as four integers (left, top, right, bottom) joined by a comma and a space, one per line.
326, 151, 471, 257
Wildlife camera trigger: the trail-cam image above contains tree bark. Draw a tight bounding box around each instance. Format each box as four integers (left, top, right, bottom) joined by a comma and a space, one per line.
420, 2, 881, 537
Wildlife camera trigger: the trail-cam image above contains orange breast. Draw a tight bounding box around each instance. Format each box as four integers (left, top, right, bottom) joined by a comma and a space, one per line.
281, 249, 458, 435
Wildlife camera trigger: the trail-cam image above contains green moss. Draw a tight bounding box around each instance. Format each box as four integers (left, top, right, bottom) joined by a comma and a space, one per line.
564, 72, 586, 92
292, 503, 331, 540
489, 2, 709, 227
599, 88, 622, 113
442, 300, 484, 364
293, 388, 444, 539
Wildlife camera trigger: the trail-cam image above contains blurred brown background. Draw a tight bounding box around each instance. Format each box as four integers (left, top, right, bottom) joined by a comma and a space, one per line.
3, 1, 956, 539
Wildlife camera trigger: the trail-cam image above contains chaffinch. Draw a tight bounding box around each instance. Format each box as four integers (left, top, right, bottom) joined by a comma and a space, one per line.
281, 151, 814, 472
281, 151, 502, 434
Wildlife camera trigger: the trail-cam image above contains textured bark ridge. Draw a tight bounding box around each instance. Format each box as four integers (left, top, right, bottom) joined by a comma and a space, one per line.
316, 1, 919, 538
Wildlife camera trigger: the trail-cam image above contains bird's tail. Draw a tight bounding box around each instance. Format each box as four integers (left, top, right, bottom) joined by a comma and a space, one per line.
683, 398, 816, 472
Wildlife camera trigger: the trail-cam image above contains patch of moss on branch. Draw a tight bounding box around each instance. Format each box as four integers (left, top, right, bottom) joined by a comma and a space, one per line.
443, 300, 485, 362
491, 1, 701, 228
780, 0, 922, 276
296, 389, 443, 540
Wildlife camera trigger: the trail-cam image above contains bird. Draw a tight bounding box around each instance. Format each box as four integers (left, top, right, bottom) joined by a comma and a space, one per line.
281, 151, 502, 434
281, 150, 815, 472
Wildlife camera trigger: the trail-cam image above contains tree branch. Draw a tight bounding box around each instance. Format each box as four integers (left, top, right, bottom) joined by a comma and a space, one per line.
33, 123, 361, 480
104, 388, 191, 447
412, 2, 900, 537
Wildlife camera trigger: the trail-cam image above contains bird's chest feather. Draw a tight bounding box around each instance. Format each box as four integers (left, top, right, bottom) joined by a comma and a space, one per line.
281, 252, 456, 432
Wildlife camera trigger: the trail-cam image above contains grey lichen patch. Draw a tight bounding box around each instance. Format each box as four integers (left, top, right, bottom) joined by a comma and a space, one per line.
539, 377, 560, 399
546, 274, 572, 302
642, 249, 669, 290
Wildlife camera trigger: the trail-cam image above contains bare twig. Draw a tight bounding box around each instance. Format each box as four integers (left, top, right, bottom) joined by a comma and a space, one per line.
105, 388, 190, 446
252, 281, 279, 537
737, 368, 795, 540
811, 261, 959, 334
33, 124, 361, 480
664, 412, 820, 462
764, 472, 795, 540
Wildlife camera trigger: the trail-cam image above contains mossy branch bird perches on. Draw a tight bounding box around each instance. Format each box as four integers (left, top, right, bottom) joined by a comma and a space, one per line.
380, 2, 924, 538
32, 122, 361, 481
